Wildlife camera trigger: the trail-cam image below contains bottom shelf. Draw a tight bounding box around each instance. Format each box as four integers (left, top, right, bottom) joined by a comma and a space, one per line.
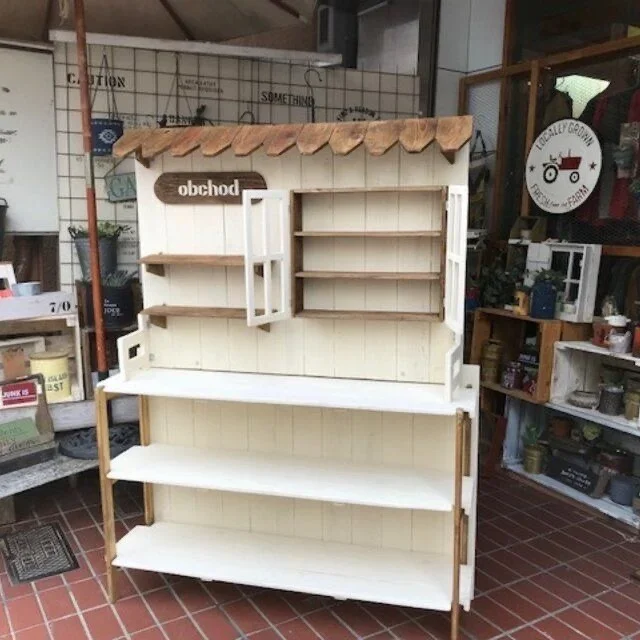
507, 463, 640, 530
297, 309, 440, 322
114, 522, 473, 611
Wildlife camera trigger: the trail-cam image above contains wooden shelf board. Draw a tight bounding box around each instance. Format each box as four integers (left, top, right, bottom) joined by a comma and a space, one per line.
140, 254, 244, 267
297, 309, 441, 322
142, 305, 246, 320
293, 186, 445, 194
557, 341, 640, 367
296, 271, 441, 281
294, 231, 442, 238
100, 367, 478, 416
476, 308, 561, 325
481, 381, 542, 404
114, 522, 473, 611
507, 463, 640, 529
546, 399, 640, 437
110, 443, 474, 513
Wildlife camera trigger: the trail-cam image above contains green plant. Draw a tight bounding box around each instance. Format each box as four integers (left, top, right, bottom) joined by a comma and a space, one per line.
479, 255, 524, 308
522, 423, 543, 447
531, 268, 565, 290
68, 222, 131, 239
84, 270, 136, 287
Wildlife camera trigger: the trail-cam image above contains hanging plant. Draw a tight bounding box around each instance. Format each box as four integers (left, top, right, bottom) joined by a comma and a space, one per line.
90, 50, 123, 156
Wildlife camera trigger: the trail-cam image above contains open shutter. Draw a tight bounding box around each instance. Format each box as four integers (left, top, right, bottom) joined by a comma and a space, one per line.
242, 189, 291, 327
444, 185, 468, 335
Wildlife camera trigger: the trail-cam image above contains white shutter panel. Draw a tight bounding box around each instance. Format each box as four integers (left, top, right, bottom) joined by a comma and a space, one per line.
444, 185, 468, 335
242, 189, 291, 327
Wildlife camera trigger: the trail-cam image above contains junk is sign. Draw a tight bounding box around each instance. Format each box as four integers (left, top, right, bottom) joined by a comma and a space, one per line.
525, 118, 602, 214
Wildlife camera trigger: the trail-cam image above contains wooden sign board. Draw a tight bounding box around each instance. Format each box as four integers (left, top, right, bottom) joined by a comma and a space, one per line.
154, 172, 266, 205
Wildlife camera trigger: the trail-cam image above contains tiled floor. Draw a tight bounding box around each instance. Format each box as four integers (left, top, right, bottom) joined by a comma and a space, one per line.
1, 472, 640, 639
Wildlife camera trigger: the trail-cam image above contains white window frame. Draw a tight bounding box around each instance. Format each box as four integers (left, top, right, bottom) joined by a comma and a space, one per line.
444, 185, 468, 336
242, 189, 291, 327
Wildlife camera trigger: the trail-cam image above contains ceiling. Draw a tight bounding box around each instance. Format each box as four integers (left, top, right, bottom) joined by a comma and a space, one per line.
0, 0, 316, 44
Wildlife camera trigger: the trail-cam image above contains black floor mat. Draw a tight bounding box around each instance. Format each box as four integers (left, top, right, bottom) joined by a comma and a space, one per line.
0, 522, 78, 584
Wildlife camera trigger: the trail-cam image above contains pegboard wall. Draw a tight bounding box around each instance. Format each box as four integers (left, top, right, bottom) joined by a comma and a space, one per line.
53, 41, 420, 291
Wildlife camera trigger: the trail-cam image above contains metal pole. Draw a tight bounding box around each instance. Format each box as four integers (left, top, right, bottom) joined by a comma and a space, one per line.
73, 0, 109, 379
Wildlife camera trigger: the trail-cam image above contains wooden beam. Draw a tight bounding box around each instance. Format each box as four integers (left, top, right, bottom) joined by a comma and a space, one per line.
156, 0, 195, 40
521, 61, 540, 217
603, 245, 640, 258
42, 0, 55, 42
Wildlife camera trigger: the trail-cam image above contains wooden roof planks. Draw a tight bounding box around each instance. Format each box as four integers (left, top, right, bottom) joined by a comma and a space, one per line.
112, 117, 473, 162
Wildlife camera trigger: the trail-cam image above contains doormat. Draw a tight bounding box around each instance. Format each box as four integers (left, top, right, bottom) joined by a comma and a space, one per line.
0, 522, 78, 584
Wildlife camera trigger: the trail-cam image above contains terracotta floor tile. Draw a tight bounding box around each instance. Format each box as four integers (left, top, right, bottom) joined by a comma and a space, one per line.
305, 609, 358, 639
72, 525, 105, 552
474, 569, 503, 595
508, 512, 556, 537
246, 630, 281, 640
33, 575, 63, 592
486, 549, 542, 579
250, 591, 297, 626
84, 549, 106, 575
223, 599, 269, 635
63, 557, 93, 584
171, 579, 214, 614
577, 597, 639, 635
65, 508, 97, 530
586, 550, 637, 579
362, 602, 409, 628
509, 624, 554, 640
0, 606, 8, 637
68, 577, 107, 611
13, 625, 51, 640
277, 618, 320, 640
193, 608, 241, 640
534, 616, 590, 640
599, 590, 640, 624
470, 594, 524, 632
0, 572, 33, 600
367, 632, 396, 640
566, 558, 627, 590
507, 543, 559, 571
8, 593, 44, 631
82, 605, 126, 640
202, 581, 244, 605
38, 585, 76, 620
477, 522, 521, 548
49, 615, 89, 640
459, 610, 502, 640
130, 629, 166, 640
557, 607, 622, 640
509, 577, 567, 613
618, 581, 640, 603
330, 602, 383, 637
542, 567, 602, 601
489, 517, 537, 541
381, 620, 435, 639
113, 596, 156, 634
475, 556, 521, 586
144, 587, 186, 623
127, 569, 167, 594
486, 588, 546, 624
162, 616, 204, 639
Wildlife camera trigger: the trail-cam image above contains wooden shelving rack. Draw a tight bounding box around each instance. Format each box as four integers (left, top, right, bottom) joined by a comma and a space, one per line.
99, 118, 479, 640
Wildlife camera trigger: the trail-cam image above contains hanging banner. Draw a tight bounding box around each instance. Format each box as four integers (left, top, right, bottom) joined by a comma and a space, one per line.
525, 118, 602, 214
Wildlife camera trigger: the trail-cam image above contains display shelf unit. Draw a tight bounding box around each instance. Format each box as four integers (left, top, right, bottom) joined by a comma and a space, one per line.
548, 340, 640, 433
507, 463, 639, 529
480, 381, 540, 404
291, 186, 447, 322
104, 118, 478, 640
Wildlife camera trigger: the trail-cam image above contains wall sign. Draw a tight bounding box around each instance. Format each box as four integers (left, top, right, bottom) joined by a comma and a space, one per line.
525, 118, 602, 214
105, 173, 137, 203
154, 172, 267, 205
337, 106, 378, 122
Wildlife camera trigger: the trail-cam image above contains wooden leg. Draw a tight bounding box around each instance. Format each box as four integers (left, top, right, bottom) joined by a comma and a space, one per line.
482, 414, 507, 479
139, 396, 154, 526
96, 388, 118, 603
451, 410, 464, 640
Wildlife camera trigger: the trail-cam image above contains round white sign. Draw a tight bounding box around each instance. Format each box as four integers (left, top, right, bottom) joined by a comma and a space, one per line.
525, 118, 602, 214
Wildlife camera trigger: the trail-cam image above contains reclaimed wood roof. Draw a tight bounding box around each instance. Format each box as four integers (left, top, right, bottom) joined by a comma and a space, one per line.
113, 117, 473, 164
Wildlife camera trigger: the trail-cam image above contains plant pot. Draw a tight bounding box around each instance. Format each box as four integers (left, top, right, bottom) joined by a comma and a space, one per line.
530, 281, 557, 319
91, 118, 124, 156
523, 444, 545, 474
514, 290, 530, 316
74, 237, 118, 281
549, 417, 572, 440
86, 283, 135, 329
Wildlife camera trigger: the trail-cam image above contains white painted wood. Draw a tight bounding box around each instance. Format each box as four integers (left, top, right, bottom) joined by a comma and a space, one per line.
242, 189, 291, 327
557, 341, 640, 367
116, 317, 150, 380
444, 186, 468, 335
546, 400, 640, 437
508, 463, 639, 530
100, 366, 478, 416
109, 443, 474, 512
114, 522, 474, 610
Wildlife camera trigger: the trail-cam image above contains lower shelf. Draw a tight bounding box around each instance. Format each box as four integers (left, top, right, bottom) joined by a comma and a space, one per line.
114, 522, 473, 611
507, 463, 640, 529
297, 310, 440, 322
547, 399, 640, 437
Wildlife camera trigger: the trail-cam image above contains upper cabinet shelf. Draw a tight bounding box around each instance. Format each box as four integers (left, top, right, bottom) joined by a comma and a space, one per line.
296, 271, 441, 281
140, 254, 243, 277
294, 231, 442, 238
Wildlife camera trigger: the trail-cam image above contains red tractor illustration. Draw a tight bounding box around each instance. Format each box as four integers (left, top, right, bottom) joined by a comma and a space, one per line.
543, 151, 582, 184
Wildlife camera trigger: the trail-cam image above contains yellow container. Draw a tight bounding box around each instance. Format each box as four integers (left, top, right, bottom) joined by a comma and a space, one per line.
30, 351, 70, 402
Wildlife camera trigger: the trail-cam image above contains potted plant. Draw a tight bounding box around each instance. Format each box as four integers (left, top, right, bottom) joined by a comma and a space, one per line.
84, 270, 137, 329
522, 423, 545, 474
529, 269, 565, 319
68, 222, 130, 281
479, 256, 524, 309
